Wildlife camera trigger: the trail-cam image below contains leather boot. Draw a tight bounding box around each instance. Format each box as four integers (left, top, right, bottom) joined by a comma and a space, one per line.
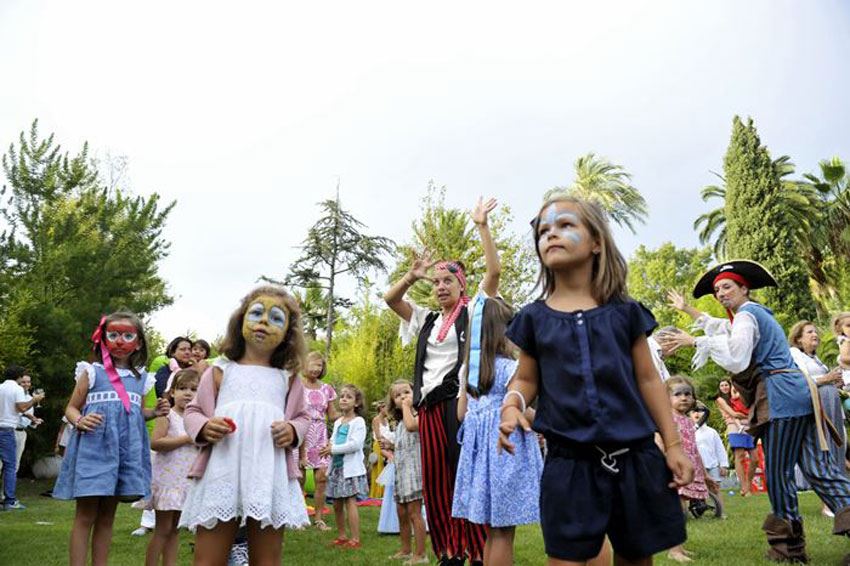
763, 514, 808, 563
834, 505, 850, 536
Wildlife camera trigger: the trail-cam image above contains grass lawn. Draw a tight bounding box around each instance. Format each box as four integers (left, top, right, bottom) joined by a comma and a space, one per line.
1, 479, 846, 565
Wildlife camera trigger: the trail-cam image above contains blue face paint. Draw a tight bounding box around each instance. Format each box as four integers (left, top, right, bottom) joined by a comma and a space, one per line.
537, 205, 583, 247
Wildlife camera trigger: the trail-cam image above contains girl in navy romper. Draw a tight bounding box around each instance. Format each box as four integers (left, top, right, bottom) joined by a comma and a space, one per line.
498, 195, 693, 565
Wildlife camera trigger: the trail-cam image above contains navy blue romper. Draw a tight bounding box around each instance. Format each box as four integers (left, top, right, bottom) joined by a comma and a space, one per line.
506, 299, 686, 561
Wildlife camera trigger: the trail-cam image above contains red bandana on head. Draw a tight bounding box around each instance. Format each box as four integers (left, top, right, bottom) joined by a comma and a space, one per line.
713, 272, 750, 322
434, 261, 470, 343
91, 316, 133, 413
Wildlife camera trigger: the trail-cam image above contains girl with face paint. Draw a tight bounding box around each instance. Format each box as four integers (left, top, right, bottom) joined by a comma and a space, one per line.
498, 195, 692, 566
384, 197, 500, 566
664, 376, 707, 563
53, 312, 170, 566
178, 285, 311, 565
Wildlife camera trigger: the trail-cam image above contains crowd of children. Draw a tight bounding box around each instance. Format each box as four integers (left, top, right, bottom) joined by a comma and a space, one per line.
41, 192, 850, 565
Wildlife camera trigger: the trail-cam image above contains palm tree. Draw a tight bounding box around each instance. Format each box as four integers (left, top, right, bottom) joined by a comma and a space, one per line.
801, 156, 850, 308
544, 153, 648, 234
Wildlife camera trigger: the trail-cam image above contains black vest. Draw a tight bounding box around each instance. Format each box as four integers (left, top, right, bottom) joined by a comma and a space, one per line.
412, 307, 469, 407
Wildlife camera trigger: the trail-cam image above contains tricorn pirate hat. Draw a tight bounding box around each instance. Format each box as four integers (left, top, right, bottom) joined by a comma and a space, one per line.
692, 259, 778, 299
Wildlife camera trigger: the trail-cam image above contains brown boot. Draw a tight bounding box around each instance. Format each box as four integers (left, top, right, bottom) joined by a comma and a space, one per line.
763, 514, 808, 563
834, 506, 850, 536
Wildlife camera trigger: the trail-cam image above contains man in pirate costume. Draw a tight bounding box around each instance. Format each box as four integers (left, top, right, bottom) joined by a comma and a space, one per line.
383, 197, 499, 566
663, 260, 850, 563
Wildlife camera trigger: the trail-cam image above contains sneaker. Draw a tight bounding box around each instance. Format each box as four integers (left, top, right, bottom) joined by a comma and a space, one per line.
4, 501, 26, 511
130, 527, 150, 536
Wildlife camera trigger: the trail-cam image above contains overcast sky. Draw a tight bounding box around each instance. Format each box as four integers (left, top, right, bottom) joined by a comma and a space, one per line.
2, 1, 849, 343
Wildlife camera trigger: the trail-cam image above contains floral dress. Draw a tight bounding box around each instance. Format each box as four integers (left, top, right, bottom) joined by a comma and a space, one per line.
147, 409, 199, 511
302, 382, 336, 469
673, 411, 708, 501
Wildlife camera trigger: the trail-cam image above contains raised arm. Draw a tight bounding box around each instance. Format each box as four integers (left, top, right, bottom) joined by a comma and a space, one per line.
667, 290, 704, 321
402, 398, 419, 432
384, 250, 435, 323
472, 197, 501, 297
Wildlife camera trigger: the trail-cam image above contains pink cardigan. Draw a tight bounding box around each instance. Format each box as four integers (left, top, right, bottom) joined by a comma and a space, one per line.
184, 363, 309, 480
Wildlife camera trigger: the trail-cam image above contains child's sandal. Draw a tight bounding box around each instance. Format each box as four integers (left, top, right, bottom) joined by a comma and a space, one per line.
331, 536, 349, 546
404, 556, 430, 565
389, 551, 412, 560
343, 539, 361, 549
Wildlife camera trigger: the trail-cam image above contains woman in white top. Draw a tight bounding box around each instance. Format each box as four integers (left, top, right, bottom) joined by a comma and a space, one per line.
788, 320, 847, 517
383, 197, 500, 566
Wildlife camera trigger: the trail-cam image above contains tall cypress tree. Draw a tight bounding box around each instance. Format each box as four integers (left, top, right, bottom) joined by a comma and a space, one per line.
723, 116, 816, 326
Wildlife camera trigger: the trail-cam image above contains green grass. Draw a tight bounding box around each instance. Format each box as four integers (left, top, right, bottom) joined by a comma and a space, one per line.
1, 479, 846, 565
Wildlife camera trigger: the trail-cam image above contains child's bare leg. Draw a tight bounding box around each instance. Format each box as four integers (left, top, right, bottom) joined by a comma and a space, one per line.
69, 497, 100, 566
246, 519, 283, 566
613, 554, 652, 566
397, 501, 411, 554
193, 520, 239, 566
146, 510, 175, 566
407, 500, 427, 558
91, 497, 119, 566
345, 496, 361, 542
314, 467, 329, 522
163, 511, 181, 566
733, 449, 749, 495
747, 448, 758, 487
333, 499, 347, 538
588, 538, 612, 566
487, 526, 516, 566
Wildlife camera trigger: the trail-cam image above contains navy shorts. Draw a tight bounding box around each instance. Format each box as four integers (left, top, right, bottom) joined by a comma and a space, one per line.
540, 436, 686, 562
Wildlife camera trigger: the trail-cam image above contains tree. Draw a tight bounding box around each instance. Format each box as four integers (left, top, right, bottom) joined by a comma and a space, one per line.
283, 185, 395, 355
0, 120, 174, 467
545, 153, 648, 234
694, 155, 814, 261
801, 156, 850, 312
390, 182, 535, 309
722, 116, 816, 326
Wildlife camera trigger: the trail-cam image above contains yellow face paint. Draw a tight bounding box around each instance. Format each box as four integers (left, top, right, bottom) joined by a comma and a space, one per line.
242, 295, 289, 351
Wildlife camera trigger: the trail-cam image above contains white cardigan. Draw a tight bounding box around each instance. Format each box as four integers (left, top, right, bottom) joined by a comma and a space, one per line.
329, 416, 367, 479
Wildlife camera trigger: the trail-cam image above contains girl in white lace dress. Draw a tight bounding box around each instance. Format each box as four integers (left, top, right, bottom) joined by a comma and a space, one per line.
179, 286, 311, 565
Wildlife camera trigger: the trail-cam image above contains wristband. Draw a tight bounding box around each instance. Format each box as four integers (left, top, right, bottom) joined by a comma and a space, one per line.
665, 438, 682, 450
502, 390, 527, 414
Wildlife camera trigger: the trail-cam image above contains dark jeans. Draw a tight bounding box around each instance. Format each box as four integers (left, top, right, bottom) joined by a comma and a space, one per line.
0, 428, 17, 505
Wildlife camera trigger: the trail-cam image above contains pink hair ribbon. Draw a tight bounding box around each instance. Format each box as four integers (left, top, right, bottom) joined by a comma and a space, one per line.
91, 316, 132, 413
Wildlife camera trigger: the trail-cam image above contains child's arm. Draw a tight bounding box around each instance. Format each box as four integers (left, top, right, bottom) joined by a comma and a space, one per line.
632, 335, 694, 487
150, 416, 192, 452
185, 366, 232, 445
498, 350, 539, 454
64, 371, 103, 432
54, 421, 67, 454
273, 372, 309, 449
330, 417, 367, 455
473, 196, 501, 297
402, 398, 419, 432
457, 380, 468, 422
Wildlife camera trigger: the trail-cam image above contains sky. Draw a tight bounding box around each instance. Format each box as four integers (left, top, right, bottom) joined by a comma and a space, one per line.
2, 1, 849, 343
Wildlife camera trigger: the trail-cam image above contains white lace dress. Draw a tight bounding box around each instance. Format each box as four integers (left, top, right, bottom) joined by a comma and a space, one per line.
178, 361, 309, 531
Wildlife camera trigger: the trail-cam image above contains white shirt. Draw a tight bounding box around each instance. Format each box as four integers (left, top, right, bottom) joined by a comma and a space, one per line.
0, 380, 27, 429
789, 347, 829, 381
647, 336, 671, 381
692, 304, 760, 373
400, 302, 462, 400
329, 416, 367, 479
695, 424, 729, 469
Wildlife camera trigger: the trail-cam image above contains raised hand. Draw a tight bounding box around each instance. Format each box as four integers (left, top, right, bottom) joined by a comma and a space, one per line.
667, 289, 687, 311
409, 249, 436, 281
471, 196, 498, 226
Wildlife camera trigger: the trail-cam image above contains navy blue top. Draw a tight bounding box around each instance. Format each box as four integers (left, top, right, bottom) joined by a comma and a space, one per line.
506, 299, 658, 445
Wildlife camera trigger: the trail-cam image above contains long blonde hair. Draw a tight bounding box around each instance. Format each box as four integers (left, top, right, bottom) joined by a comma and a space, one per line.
531, 195, 629, 303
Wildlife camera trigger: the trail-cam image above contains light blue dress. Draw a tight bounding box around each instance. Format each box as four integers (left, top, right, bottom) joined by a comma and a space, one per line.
451, 357, 543, 527
377, 462, 400, 533
54, 363, 152, 501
